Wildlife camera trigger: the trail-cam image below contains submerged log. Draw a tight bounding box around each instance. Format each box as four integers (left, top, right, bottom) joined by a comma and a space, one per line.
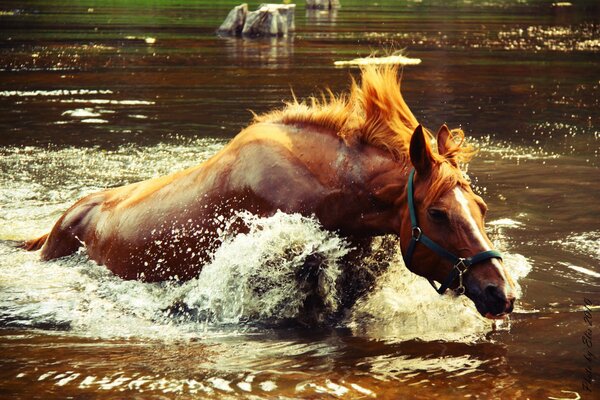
306, 0, 340, 10
217, 3, 248, 36
218, 3, 296, 37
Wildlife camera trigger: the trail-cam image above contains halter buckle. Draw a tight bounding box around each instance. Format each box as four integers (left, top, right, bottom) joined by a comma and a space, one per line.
454, 258, 468, 295
454, 258, 468, 274
411, 226, 422, 241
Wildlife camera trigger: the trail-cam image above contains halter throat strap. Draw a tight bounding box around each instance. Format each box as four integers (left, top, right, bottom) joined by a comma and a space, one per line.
402, 169, 503, 295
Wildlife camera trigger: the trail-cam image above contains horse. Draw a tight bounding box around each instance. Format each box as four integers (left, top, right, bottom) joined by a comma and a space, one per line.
22, 65, 516, 319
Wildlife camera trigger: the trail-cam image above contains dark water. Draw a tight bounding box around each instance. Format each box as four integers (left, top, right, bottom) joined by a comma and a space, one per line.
1, 1, 599, 399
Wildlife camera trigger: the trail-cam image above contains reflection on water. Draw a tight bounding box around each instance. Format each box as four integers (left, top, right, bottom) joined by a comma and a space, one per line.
497, 23, 600, 52
0, 0, 599, 399
306, 9, 339, 24
222, 36, 295, 68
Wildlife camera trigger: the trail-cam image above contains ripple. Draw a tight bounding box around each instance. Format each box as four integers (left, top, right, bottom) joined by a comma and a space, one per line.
554, 231, 600, 260
564, 263, 600, 279
0, 138, 225, 238
363, 353, 486, 382
80, 118, 108, 124
488, 218, 524, 228
495, 23, 600, 52
19, 366, 385, 398
62, 108, 101, 118
58, 99, 155, 105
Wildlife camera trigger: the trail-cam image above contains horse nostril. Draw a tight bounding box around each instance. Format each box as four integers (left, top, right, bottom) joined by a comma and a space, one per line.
484, 284, 512, 314
484, 284, 504, 300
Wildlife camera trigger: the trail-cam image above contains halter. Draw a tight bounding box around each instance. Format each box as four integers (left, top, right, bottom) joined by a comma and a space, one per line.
402, 169, 503, 295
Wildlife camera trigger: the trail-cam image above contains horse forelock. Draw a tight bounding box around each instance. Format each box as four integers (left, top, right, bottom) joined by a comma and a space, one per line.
422, 161, 472, 206
253, 64, 474, 166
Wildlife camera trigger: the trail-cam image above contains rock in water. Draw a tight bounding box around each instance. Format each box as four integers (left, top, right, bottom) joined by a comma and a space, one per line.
217, 3, 248, 36
218, 3, 296, 37
306, 0, 340, 10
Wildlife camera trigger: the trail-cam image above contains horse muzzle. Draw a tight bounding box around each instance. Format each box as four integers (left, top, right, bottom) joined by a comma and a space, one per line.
464, 273, 515, 319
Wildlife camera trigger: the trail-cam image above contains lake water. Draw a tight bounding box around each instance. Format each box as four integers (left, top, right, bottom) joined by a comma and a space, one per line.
0, 0, 598, 398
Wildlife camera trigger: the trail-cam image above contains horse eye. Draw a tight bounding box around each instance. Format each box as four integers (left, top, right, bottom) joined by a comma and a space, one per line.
428, 208, 448, 221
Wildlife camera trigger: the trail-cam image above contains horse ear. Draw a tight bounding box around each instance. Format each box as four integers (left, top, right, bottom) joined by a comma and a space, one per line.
437, 124, 452, 156
409, 125, 433, 176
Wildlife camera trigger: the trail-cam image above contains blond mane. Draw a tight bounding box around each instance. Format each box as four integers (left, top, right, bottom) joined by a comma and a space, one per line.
254, 64, 474, 167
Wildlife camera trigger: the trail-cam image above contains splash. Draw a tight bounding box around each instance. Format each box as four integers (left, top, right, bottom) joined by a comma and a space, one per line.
0, 211, 350, 337
347, 237, 531, 342
347, 237, 487, 342
0, 138, 225, 239
0, 137, 531, 341
173, 211, 350, 325
0, 209, 531, 341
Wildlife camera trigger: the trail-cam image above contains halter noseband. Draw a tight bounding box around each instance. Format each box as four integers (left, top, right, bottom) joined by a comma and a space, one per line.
402, 169, 503, 295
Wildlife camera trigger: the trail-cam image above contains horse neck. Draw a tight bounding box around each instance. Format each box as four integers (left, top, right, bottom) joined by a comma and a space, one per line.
333, 145, 410, 236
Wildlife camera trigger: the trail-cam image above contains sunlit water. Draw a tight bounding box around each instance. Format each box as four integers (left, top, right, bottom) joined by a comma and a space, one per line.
1, 0, 598, 399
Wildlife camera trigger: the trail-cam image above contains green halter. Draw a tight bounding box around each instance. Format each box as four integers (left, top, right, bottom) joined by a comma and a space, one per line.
403, 169, 503, 295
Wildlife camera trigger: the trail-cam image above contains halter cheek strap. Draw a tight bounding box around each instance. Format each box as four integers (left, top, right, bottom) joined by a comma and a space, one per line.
402, 169, 503, 295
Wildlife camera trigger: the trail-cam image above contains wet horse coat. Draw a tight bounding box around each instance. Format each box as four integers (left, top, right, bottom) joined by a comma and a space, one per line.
24, 65, 516, 317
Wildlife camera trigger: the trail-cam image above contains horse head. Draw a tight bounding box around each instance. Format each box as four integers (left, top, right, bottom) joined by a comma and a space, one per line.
398, 124, 516, 319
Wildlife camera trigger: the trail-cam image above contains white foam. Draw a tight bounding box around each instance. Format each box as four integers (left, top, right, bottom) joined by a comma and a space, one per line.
0, 89, 112, 97
259, 380, 277, 392
80, 118, 108, 124
62, 108, 100, 118
334, 55, 421, 66
207, 377, 233, 392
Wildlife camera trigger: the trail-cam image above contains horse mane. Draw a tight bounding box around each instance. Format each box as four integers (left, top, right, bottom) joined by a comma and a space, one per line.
254, 65, 474, 170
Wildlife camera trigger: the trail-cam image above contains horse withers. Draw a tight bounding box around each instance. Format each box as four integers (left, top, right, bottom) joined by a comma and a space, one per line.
22, 65, 516, 319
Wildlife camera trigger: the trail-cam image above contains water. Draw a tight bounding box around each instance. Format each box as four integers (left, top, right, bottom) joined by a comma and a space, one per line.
1, 0, 598, 398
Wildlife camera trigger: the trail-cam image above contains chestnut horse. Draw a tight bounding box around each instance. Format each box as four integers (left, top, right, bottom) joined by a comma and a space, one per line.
23, 65, 516, 318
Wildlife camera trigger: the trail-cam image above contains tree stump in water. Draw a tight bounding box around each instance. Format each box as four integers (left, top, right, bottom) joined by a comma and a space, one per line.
218, 3, 296, 37
217, 3, 248, 36
306, 0, 341, 10
261, 4, 296, 31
